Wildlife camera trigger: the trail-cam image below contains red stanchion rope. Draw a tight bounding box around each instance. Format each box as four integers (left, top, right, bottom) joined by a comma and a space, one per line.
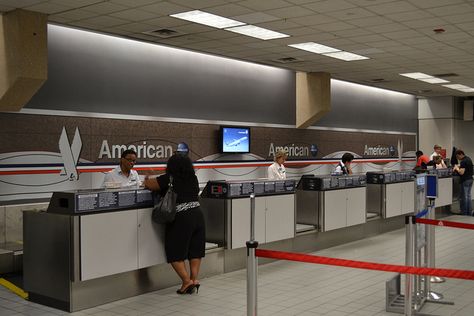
256, 249, 474, 281
416, 218, 474, 230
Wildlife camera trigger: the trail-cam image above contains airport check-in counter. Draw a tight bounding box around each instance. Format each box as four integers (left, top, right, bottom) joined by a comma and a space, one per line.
366, 171, 415, 218
427, 168, 453, 207
296, 174, 367, 231
200, 179, 296, 249
23, 188, 163, 312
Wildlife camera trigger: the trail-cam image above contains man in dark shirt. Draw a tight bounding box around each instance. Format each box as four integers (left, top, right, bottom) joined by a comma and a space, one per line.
453, 149, 473, 215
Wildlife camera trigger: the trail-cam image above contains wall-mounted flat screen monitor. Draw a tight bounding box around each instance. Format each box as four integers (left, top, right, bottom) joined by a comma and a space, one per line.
221, 126, 250, 153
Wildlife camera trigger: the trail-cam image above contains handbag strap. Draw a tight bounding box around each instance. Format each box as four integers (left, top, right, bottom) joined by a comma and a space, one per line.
169, 175, 174, 188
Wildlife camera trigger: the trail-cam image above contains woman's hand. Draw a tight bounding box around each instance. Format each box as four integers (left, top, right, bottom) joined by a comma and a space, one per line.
144, 176, 160, 191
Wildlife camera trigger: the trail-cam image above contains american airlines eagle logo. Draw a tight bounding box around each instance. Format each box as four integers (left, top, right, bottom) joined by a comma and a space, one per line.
58, 127, 82, 181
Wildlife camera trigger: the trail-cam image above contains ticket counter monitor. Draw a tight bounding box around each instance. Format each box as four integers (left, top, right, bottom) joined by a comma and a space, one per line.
366, 171, 415, 219
296, 174, 367, 232
23, 188, 166, 312
200, 179, 296, 249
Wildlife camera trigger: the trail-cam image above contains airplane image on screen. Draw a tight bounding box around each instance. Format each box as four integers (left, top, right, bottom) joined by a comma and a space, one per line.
226, 136, 248, 147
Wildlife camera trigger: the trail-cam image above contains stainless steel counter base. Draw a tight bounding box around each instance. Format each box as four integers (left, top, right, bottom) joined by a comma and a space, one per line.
23, 211, 223, 312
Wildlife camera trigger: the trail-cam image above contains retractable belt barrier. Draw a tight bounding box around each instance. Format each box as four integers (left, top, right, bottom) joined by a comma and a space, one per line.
416, 218, 474, 231
255, 249, 474, 281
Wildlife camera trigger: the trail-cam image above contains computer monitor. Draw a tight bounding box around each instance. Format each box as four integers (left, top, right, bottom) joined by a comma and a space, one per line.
220, 126, 250, 153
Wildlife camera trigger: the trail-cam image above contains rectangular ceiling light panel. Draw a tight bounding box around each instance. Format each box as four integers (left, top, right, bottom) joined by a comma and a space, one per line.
170, 10, 245, 29
443, 84, 471, 90
418, 78, 450, 84
322, 51, 369, 61
289, 42, 340, 54
226, 25, 289, 40
400, 72, 433, 79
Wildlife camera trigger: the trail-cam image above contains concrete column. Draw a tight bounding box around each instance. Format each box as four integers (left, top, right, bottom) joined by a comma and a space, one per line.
0, 9, 47, 111
295, 72, 331, 129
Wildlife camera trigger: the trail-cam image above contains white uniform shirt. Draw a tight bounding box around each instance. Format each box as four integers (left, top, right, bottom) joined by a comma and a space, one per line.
333, 161, 348, 175
103, 166, 141, 188
429, 151, 440, 161
267, 162, 286, 180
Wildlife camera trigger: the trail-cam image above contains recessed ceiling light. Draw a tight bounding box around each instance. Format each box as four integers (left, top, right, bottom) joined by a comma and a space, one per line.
322, 51, 369, 61
170, 10, 245, 29
288, 42, 340, 54
400, 72, 433, 79
459, 88, 474, 92
443, 84, 471, 90
226, 25, 289, 40
418, 78, 450, 84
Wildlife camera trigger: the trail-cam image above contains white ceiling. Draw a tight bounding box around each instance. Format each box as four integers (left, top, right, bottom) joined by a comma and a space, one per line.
2, 0, 474, 97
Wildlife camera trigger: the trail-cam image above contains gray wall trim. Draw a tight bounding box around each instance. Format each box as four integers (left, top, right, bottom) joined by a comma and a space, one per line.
12, 108, 416, 136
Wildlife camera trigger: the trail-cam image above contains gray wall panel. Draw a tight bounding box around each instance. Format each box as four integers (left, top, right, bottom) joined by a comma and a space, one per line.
26, 25, 417, 132
324, 80, 417, 132
27, 25, 295, 125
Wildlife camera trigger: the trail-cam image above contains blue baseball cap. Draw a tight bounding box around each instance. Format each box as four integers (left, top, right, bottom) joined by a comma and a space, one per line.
176, 142, 189, 155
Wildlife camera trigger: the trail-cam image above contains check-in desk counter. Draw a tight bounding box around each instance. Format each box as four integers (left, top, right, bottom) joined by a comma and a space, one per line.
23, 188, 163, 312
427, 168, 453, 207
366, 171, 415, 218
200, 179, 296, 249
296, 174, 367, 231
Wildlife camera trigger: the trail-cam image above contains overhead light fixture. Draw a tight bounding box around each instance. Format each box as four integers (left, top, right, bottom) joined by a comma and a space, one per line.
323, 51, 369, 61
289, 42, 340, 54
400, 72, 433, 79
226, 25, 289, 40
443, 84, 471, 90
459, 88, 474, 92
418, 78, 450, 84
170, 10, 245, 29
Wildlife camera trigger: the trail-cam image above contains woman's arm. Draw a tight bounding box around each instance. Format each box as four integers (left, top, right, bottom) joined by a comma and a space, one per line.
144, 176, 161, 191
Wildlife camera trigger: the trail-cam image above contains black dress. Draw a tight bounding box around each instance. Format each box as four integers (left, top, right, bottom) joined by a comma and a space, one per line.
157, 173, 205, 262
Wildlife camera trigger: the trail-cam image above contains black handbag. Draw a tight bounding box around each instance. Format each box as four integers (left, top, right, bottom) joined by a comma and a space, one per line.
152, 175, 177, 224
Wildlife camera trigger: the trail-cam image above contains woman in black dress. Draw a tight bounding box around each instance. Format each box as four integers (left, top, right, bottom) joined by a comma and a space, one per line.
144, 154, 205, 294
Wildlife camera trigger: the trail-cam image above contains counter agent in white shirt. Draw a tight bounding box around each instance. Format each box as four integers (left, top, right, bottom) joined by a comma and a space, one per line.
103, 166, 141, 188
267, 162, 286, 180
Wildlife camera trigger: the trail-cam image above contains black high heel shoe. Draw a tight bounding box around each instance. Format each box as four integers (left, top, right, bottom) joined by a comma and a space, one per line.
176, 284, 195, 294
194, 283, 200, 293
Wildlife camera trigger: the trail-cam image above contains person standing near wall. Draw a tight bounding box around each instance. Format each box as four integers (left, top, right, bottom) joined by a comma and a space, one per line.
333, 153, 354, 175
144, 154, 205, 294
267, 150, 288, 180
453, 149, 473, 216
433, 155, 447, 169
102, 149, 141, 188
429, 144, 443, 161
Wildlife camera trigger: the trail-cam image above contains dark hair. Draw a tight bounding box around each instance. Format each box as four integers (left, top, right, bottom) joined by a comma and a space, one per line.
121, 149, 137, 158
455, 149, 465, 156
341, 153, 354, 163
166, 154, 195, 179
415, 150, 423, 157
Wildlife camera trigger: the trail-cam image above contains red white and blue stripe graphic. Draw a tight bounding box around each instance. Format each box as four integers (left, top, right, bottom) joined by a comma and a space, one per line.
0, 157, 416, 176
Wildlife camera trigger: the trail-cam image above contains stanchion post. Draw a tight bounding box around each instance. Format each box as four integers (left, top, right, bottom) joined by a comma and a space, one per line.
427, 199, 445, 284
247, 193, 258, 316
424, 200, 433, 299
405, 215, 416, 316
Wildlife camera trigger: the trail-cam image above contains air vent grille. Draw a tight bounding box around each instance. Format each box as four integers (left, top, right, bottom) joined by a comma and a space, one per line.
142, 29, 185, 38
432, 73, 459, 78
273, 57, 303, 63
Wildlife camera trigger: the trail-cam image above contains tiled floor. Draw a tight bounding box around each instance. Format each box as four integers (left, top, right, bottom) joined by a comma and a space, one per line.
2, 215, 474, 315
